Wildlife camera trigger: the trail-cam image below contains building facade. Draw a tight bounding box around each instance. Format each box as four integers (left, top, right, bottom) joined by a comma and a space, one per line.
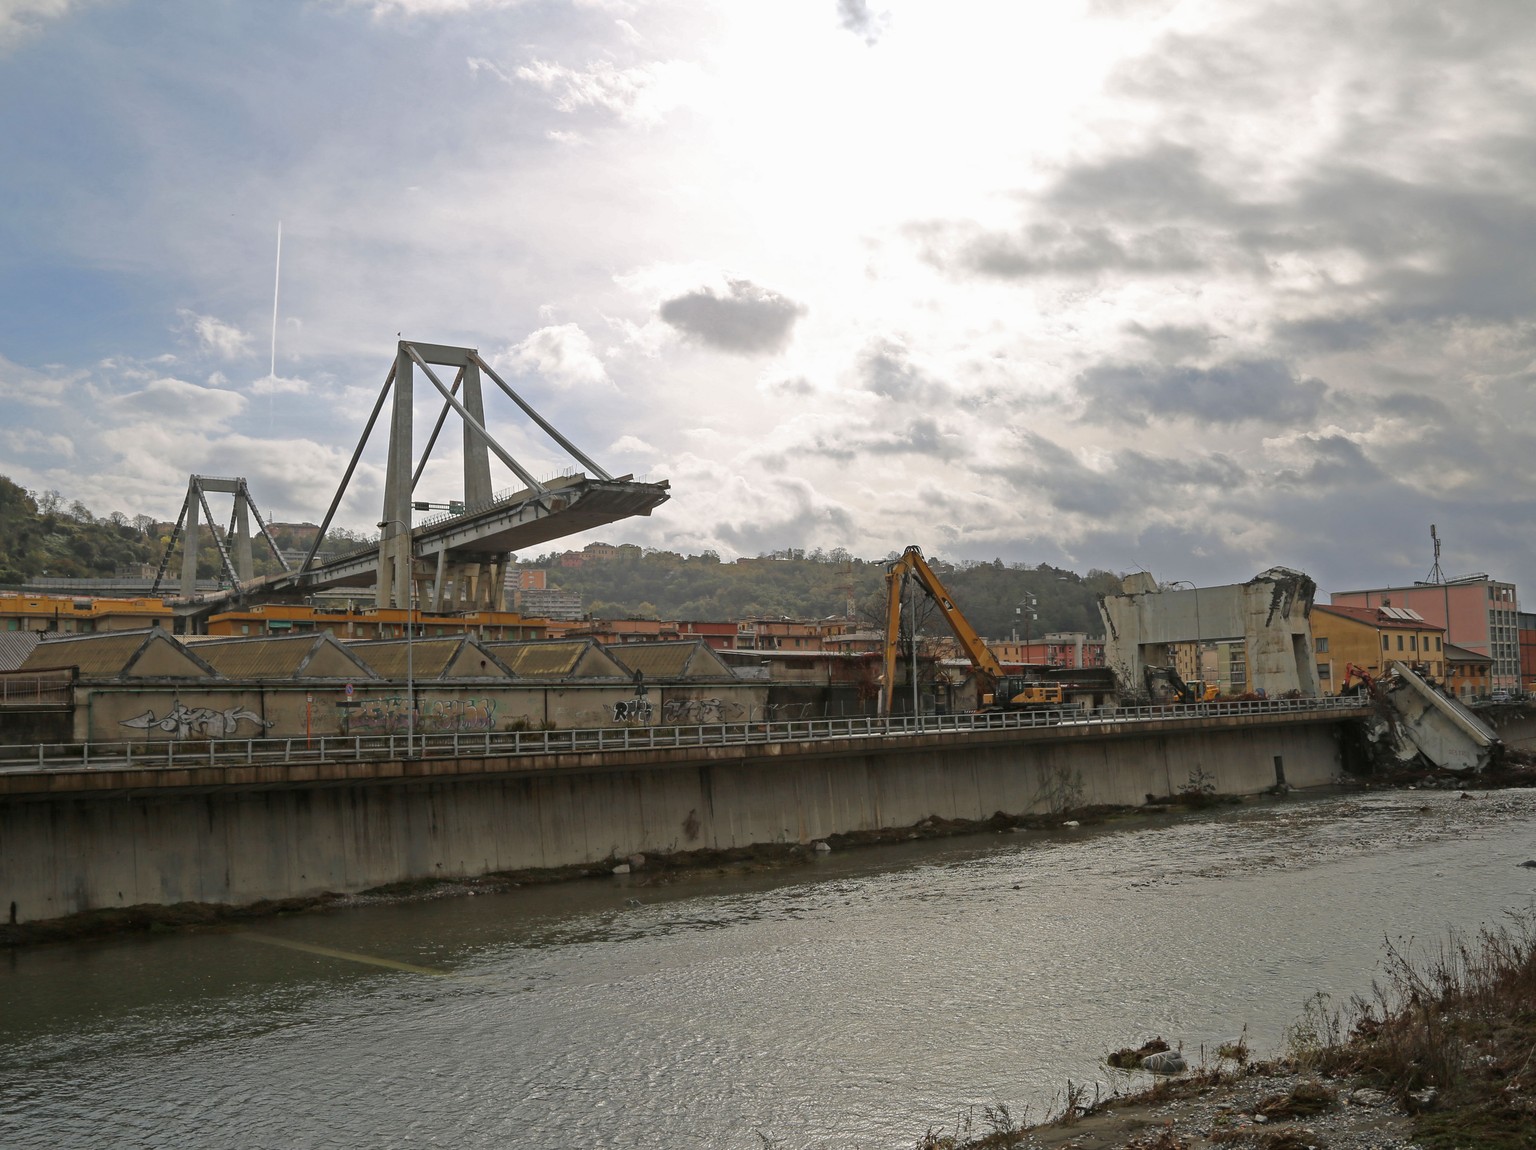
1308, 604, 1446, 692
1329, 577, 1519, 690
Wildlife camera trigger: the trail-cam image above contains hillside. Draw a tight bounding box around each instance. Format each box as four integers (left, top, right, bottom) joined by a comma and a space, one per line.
0, 476, 1123, 636
521, 548, 1123, 639
0, 476, 368, 587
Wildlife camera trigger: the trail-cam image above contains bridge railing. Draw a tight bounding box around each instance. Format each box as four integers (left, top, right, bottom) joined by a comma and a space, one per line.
0, 695, 1368, 774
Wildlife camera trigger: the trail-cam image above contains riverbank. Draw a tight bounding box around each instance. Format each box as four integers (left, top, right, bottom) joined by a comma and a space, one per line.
915, 910, 1536, 1150
0, 799, 1177, 947
7, 763, 1533, 949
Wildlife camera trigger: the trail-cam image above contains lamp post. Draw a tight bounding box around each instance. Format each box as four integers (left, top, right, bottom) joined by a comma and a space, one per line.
1168, 580, 1202, 684
379, 518, 415, 757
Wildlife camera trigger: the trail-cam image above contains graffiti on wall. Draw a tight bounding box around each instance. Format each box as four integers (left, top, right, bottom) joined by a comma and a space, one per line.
121, 701, 275, 739
612, 698, 654, 723
421, 697, 498, 732
764, 701, 814, 720
661, 697, 744, 724
341, 695, 499, 735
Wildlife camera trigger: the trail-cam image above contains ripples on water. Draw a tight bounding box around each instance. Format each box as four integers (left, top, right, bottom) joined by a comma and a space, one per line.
4, 789, 1536, 1148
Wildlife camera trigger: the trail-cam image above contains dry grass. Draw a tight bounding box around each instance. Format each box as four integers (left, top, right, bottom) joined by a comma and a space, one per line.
1288, 910, 1536, 1149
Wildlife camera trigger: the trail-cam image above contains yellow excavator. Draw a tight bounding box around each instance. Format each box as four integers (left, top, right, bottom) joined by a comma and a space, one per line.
880, 545, 1063, 714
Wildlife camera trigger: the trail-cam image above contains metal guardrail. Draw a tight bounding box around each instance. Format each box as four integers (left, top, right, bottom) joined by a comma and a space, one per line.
0, 696, 1368, 774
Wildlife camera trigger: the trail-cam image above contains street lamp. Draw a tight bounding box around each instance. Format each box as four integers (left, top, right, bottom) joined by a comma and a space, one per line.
1168, 580, 1202, 684
379, 518, 416, 757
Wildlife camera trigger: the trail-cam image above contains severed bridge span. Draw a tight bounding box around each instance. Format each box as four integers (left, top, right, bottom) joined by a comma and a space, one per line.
152, 340, 669, 616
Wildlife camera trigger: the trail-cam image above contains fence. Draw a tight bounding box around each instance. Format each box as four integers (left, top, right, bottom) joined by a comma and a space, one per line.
0, 670, 74, 710
0, 695, 1368, 773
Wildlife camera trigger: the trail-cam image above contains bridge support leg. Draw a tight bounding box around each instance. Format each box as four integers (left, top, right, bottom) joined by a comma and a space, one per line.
378, 344, 416, 608
180, 479, 200, 597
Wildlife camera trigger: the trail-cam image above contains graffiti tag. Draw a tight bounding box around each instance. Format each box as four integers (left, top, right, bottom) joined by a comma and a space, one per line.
121, 702, 275, 739
661, 697, 744, 724
612, 699, 654, 723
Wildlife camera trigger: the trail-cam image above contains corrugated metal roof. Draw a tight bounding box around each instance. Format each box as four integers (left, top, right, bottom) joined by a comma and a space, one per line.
346, 638, 454, 680
344, 636, 514, 680
609, 640, 735, 681
484, 639, 629, 679
486, 639, 587, 676
0, 631, 42, 671
192, 633, 377, 680
18, 629, 217, 679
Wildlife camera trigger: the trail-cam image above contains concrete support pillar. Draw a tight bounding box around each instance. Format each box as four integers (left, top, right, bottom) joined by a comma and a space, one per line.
180, 480, 200, 597
379, 344, 416, 608
233, 494, 253, 583
462, 358, 493, 510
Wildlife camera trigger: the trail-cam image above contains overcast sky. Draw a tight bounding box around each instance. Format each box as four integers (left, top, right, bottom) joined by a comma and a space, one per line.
2, 0, 1534, 595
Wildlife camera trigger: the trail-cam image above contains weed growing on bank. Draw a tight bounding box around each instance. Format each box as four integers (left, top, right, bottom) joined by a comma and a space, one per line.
907, 911, 1536, 1149
1302, 910, 1536, 1148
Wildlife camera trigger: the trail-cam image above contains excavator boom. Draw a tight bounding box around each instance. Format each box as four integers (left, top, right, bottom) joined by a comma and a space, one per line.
881, 546, 1005, 714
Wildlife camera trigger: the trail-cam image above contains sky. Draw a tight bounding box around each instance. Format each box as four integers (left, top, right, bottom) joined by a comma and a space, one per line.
2, 0, 1535, 595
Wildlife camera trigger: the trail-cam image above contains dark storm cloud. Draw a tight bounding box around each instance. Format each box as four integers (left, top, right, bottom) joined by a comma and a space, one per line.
986, 429, 1249, 520
921, 136, 1536, 351
781, 412, 961, 463
1272, 434, 1385, 487
1124, 322, 1223, 360
1076, 358, 1327, 427
658, 279, 806, 355
856, 338, 948, 401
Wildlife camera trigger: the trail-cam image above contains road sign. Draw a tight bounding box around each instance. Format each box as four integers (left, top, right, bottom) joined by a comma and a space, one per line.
345, 683, 354, 697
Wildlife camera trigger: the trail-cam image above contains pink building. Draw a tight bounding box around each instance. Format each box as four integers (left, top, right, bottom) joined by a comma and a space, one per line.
1330, 576, 1519, 690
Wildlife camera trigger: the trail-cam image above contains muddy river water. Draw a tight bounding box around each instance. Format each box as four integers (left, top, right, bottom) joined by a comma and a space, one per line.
4, 787, 1536, 1148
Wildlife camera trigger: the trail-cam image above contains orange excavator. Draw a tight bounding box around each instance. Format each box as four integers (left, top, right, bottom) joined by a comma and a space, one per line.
1339, 663, 1377, 696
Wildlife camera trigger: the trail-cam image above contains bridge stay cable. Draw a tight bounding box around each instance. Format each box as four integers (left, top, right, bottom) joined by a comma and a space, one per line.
295, 361, 398, 582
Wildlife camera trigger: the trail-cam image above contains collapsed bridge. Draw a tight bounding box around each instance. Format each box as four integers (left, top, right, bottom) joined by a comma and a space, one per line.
155, 341, 670, 615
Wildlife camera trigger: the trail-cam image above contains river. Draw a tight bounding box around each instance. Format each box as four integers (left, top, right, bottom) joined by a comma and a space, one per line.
4, 787, 1536, 1149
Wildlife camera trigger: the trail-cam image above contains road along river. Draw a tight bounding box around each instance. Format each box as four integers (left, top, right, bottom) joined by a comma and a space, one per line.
4, 787, 1536, 1149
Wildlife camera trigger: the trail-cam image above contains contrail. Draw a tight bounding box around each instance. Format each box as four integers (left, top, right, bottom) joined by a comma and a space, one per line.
270, 220, 282, 428
270, 219, 282, 379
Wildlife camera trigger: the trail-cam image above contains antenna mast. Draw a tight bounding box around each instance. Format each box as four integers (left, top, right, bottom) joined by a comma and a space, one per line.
1426, 524, 1446, 584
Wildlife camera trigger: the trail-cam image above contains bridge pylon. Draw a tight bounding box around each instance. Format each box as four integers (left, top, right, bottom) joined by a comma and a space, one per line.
296, 340, 664, 612
151, 476, 290, 598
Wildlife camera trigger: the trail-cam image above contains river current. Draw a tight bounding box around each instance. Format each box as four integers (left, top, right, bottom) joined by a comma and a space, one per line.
4, 787, 1536, 1149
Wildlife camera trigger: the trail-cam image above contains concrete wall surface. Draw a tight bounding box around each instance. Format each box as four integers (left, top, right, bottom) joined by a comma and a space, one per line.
1, 720, 1343, 925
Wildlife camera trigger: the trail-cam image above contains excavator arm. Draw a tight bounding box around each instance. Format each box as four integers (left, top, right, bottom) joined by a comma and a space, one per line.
881, 546, 1006, 714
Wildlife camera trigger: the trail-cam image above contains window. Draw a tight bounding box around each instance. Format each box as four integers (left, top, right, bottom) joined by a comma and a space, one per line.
1315, 637, 1329, 653
1383, 634, 1390, 649
1410, 635, 1417, 651
1397, 635, 1404, 651
1436, 637, 1442, 651
1317, 663, 1331, 680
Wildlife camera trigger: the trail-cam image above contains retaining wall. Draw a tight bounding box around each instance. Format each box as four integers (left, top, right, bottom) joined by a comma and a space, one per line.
1, 718, 1343, 924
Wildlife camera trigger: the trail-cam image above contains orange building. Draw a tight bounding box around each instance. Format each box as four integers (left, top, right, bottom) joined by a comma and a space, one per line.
0, 593, 173, 634
1310, 603, 1446, 692
203, 604, 544, 641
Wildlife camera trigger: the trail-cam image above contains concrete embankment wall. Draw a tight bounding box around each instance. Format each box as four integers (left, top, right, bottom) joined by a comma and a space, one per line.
1, 718, 1342, 924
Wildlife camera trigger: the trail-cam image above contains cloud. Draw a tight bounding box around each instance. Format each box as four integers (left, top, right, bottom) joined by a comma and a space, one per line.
177, 310, 253, 360
107, 377, 247, 423
1076, 358, 1328, 427
515, 57, 699, 126
609, 433, 655, 454
658, 279, 807, 355
836, 0, 889, 45
250, 374, 310, 396
855, 337, 942, 401
506, 323, 610, 389
0, 0, 82, 51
